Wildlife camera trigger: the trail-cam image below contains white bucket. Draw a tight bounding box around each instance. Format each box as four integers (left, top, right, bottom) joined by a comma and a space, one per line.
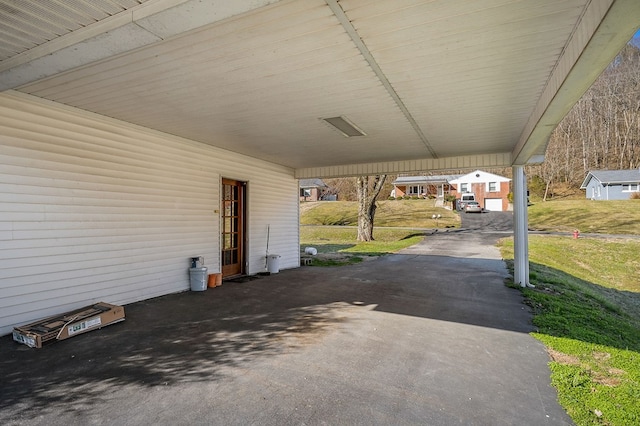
267, 254, 281, 273
189, 267, 208, 291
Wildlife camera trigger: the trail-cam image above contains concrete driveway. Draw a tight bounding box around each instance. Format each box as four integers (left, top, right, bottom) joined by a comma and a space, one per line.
0, 218, 572, 425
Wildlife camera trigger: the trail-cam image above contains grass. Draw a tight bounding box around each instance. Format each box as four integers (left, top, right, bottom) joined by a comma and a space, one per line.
300, 200, 459, 228
518, 236, 640, 293
542, 336, 640, 426
499, 236, 640, 425
528, 199, 640, 234
300, 225, 424, 266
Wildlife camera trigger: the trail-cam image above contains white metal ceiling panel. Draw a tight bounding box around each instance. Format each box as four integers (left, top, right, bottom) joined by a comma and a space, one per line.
16, 0, 429, 168
343, 0, 589, 159
1, 0, 638, 173
0, 0, 150, 61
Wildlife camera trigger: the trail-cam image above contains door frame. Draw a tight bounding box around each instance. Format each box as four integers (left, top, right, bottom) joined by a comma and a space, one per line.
221, 178, 247, 277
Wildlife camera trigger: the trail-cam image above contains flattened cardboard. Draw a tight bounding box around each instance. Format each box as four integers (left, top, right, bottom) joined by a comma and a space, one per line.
12, 302, 125, 348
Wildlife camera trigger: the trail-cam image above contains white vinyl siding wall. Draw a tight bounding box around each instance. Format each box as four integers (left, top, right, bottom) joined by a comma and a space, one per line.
0, 92, 299, 336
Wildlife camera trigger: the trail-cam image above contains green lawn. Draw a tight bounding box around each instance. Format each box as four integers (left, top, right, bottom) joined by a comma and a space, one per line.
519, 235, 640, 293
499, 236, 640, 425
528, 199, 640, 234
299, 199, 454, 265
300, 225, 423, 266
300, 200, 459, 228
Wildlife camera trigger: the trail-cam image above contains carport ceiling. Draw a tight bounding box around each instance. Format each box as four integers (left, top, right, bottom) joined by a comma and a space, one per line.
1, 0, 639, 176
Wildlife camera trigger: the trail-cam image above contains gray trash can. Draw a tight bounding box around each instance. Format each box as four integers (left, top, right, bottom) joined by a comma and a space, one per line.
189, 266, 208, 291
267, 254, 280, 274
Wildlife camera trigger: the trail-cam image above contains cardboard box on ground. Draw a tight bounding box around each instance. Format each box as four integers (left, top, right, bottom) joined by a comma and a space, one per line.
12, 302, 125, 348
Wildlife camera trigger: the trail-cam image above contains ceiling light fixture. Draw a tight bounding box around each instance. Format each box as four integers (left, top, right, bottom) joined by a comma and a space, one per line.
321, 116, 366, 137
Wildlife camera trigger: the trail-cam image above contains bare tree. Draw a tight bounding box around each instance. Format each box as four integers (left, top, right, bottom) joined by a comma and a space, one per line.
324, 174, 397, 202
528, 41, 640, 192
323, 177, 358, 201
356, 175, 387, 242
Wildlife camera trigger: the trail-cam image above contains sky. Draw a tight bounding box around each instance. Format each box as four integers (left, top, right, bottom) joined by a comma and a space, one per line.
633, 28, 640, 48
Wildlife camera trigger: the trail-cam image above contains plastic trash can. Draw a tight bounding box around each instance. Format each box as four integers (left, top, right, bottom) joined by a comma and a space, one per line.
189, 266, 208, 291
267, 254, 280, 274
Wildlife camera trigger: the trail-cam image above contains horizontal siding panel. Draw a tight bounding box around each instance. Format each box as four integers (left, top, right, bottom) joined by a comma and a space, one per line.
0, 134, 217, 186
8, 218, 214, 229
2, 233, 210, 260
4, 227, 207, 243
0, 164, 215, 197
0, 92, 298, 336
6, 229, 213, 245
0, 99, 227, 162
1, 206, 212, 219
2, 255, 200, 292
0, 242, 217, 289
0, 194, 211, 212
0, 197, 212, 216
2, 263, 187, 308
0, 229, 209, 248
0, 237, 216, 275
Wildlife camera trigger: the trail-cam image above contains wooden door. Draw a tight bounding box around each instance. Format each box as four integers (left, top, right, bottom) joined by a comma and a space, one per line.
221, 179, 245, 277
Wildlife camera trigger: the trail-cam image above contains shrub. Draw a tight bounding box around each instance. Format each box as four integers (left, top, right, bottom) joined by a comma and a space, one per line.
528, 175, 546, 198
630, 192, 640, 200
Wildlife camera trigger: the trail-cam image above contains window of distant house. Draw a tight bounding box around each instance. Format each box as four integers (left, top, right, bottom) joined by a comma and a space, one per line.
622, 184, 639, 192
488, 182, 497, 192
409, 185, 421, 195
300, 188, 311, 197
460, 183, 469, 193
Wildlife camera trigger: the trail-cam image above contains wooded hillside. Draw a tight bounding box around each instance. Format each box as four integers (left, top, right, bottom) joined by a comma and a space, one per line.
529, 42, 640, 191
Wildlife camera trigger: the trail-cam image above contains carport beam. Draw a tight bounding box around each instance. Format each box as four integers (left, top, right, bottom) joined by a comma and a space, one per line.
512, 166, 531, 287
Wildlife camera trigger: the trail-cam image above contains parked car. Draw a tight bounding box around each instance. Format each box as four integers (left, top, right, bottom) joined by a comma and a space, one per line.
465, 201, 482, 213
458, 193, 476, 211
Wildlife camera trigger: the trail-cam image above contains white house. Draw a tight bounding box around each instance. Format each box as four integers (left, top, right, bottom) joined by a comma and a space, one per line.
0, 93, 300, 336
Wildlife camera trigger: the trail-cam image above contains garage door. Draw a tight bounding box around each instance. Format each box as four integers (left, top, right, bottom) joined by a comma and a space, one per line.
484, 198, 503, 211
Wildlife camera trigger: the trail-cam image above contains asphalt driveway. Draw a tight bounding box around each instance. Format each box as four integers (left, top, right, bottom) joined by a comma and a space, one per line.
0, 218, 572, 425
459, 209, 514, 231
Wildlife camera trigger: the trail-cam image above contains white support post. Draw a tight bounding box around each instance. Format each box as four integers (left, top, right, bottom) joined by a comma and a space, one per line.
512, 166, 531, 287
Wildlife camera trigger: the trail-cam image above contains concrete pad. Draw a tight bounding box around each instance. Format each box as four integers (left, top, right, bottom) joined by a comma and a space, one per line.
0, 229, 573, 425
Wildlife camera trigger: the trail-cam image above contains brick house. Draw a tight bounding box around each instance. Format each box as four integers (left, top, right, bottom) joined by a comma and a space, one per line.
299, 178, 329, 201
449, 170, 511, 211
391, 175, 461, 200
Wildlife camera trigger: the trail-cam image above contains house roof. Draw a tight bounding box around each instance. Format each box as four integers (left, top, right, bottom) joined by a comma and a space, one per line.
580, 169, 640, 188
299, 178, 328, 189
448, 170, 511, 185
1, 1, 638, 178
393, 175, 462, 185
